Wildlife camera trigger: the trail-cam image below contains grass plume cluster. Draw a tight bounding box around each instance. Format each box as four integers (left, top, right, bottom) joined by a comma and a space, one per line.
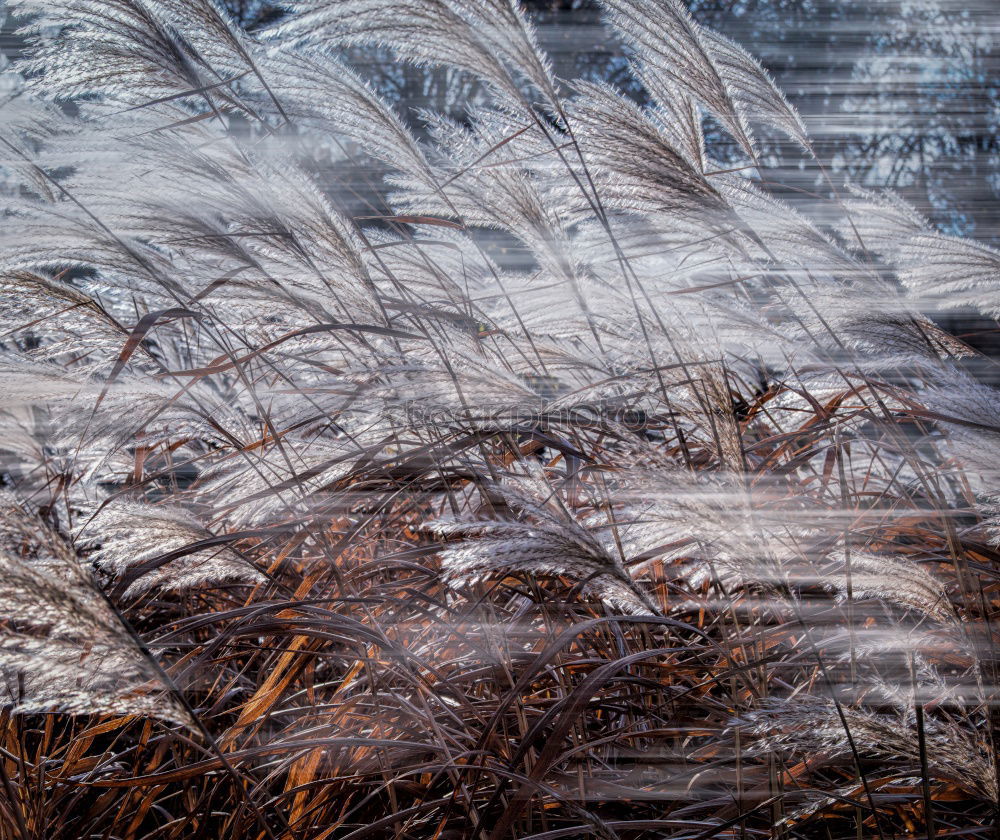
0, 0, 998, 837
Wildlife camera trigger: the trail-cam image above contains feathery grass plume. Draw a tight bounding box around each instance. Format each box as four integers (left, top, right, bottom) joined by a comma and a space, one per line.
0, 494, 189, 723
919, 365, 1000, 487
839, 185, 931, 254
0, 354, 89, 402
747, 696, 998, 805
842, 185, 1000, 318
696, 26, 810, 151
273, 0, 556, 109
387, 106, 614, 339
786, 279, 977, 365
818, 549, 955, 624
0, 269, 129, 363
193, 424, 397, 528
425, 464, 661, 615
898, 232, 1000, 320
78, 499, 264, 596
445, 0, 559, 106
566, 79, 733, 232
154, 0, 261, 80
601, 0, 757, 157
715, 170, 857, 271
11, 0, 245, 109
630, 66, 707, 173
596, 465, 827, 592
258, 47, 437, 188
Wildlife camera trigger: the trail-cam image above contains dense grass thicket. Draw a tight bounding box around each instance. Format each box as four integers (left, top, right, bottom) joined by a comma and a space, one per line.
0, 0, 999, 837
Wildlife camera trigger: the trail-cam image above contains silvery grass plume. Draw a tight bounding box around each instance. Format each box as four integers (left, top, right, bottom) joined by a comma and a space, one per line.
587, 458, 845, 592
0, 494, 189, 723
746, 696, 998, 812
844, 187, 1000, 320
818, 549, 957, 625
78, 499, 265, 596
425, 464, 661, 616
272, 0, 560, 111
0, 0, 997, 835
